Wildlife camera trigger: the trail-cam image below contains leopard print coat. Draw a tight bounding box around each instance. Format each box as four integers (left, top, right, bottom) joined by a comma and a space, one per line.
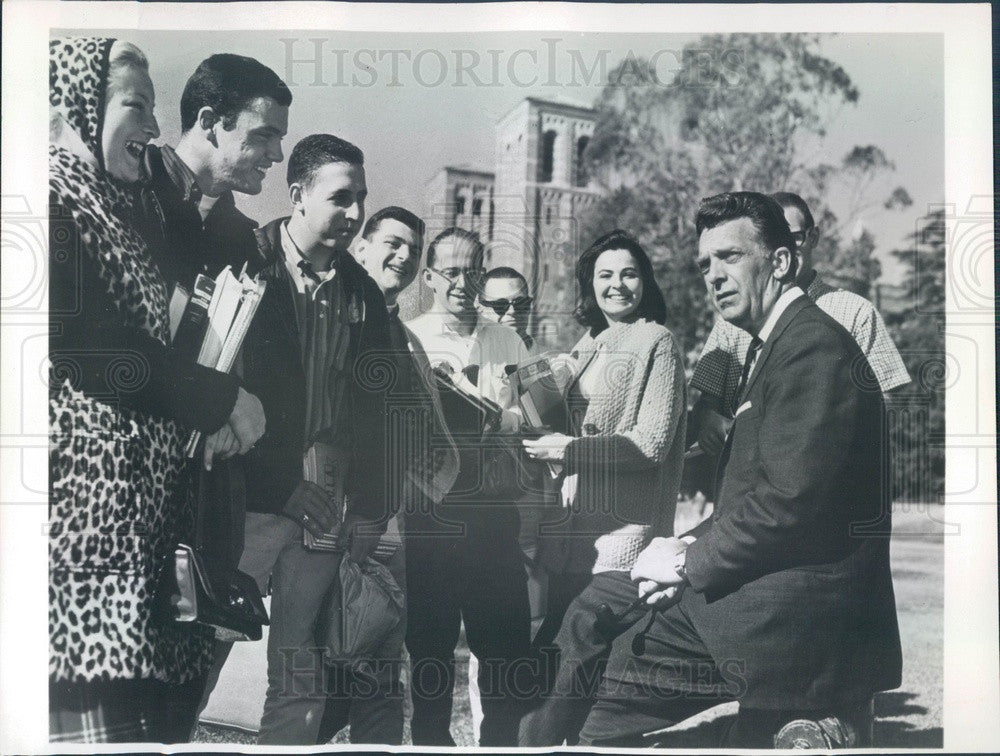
49, 37, 212, 684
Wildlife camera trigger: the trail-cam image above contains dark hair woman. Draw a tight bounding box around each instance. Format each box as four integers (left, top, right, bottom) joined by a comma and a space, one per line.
520, 230, 687, 745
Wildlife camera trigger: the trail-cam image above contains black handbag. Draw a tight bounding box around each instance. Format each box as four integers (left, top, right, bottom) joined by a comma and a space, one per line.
158, 461, 269, 642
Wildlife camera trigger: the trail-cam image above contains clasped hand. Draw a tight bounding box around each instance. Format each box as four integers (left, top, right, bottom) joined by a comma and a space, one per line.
632, 536, 689, 608
203, 386, 266, 470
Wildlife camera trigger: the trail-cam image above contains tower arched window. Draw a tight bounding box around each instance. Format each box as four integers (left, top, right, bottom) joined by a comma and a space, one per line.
575, 136, 590, 187
539, 130, 556, 183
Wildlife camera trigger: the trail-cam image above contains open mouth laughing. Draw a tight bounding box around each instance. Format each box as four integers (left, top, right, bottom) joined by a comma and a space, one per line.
123, 139, 147, 159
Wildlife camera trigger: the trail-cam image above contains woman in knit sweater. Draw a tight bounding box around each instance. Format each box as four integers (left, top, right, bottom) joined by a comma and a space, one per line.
519, 229, 687, 745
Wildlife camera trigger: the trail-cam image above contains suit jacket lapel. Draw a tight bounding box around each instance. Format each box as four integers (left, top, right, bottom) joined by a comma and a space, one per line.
714, 295, 813, 497
740, 294, 812, 401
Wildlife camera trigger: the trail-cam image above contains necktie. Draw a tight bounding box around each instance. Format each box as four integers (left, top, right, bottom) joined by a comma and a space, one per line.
297, 259, 322, 286
731, 336, 763, 416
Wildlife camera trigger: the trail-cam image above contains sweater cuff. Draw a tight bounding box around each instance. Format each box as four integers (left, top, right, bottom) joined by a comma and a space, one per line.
562, 436, 592, 475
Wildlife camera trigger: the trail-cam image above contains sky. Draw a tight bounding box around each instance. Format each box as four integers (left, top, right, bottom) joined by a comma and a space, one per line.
69, 29, 943, 283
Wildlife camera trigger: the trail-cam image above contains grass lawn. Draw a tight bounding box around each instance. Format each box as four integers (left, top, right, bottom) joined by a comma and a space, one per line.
195, 501, 943, 748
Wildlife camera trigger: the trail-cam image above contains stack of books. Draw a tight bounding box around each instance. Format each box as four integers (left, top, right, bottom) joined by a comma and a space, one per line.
168, 264, 267, 457
509, 355, 570, 436
508, 356, 571, 479
301, 442, 401, 561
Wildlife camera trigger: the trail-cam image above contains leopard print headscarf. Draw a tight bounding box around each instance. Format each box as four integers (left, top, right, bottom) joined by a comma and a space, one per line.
49, 37, 212, 685
50, 36, 114, 170
48, 35, 169, 343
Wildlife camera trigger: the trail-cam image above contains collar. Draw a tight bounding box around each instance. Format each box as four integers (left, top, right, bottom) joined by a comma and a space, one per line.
757, 286, 805, 344
279, 222, 339, 290
422, 310, 479, 339
797, 268, 832, 300
158, 145, 203, 204
387, 304, 401, 319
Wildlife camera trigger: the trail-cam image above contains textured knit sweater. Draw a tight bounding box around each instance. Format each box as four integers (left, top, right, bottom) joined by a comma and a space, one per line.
540, 319, 687, 574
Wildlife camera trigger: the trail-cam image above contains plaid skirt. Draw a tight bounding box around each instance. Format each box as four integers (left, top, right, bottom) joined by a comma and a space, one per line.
49, 677, 205, 743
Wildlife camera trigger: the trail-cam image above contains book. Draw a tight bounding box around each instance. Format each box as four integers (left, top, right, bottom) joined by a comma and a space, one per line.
171, 273, 215, 360
509, 356, 571, 480
196, 266, 244, 369
213, 277, 265, 374
168, 284, 191, 343
510, 356, 570, 436
432, 369, 503, 440
301, 442, 401, 561
180, 268, 268, 458
302, 442, 348, 552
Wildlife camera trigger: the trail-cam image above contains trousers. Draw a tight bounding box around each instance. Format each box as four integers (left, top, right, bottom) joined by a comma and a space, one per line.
576, 580, 862, 748
519, 569, 644, 746
404, 508, 531, 747
579, 680, 861, 749
197, 512, 406, 745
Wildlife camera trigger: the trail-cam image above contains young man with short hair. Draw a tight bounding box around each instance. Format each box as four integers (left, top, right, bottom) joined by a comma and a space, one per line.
231, 134, 394, 745
136, 53, 291, 289
308, 206, 460, 745
405, 228, 531, 746
132, 53, 290, 472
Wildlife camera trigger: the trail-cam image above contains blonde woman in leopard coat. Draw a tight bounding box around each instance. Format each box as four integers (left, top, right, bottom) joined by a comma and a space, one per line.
47, 37, 257, 743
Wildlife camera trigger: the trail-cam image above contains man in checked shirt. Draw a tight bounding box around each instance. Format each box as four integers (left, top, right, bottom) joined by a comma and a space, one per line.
691, 191, 911, 461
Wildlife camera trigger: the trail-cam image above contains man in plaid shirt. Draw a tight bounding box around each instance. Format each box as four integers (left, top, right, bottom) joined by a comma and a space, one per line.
691, 191, 910, 459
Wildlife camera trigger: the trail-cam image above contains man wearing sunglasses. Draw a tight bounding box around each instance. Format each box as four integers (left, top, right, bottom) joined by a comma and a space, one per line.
477, 267, 534, 350
690, 191, 911, 467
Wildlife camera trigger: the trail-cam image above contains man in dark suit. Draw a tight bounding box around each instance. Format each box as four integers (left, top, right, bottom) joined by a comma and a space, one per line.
577, 192, 901, 749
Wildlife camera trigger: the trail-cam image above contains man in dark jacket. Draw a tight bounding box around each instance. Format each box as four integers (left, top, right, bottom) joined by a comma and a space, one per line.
135, 53, 291, 292
577, 192, 901, 749
231, 134, 393, 745
132, 53, 292, 561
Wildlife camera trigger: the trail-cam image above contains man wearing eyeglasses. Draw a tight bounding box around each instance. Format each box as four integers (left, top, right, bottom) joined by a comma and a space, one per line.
405, 228, 532, 746
477, 267, 535, 350
690, 191, 911, 464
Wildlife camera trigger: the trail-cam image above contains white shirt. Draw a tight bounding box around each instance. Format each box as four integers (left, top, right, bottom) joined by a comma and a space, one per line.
742, 286, 805, 385
197, 192, 219, 222
757, 286, 806, 344
407, 311, 528, 428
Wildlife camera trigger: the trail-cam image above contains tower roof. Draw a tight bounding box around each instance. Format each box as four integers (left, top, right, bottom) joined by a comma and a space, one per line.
497, 95, 597, 124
